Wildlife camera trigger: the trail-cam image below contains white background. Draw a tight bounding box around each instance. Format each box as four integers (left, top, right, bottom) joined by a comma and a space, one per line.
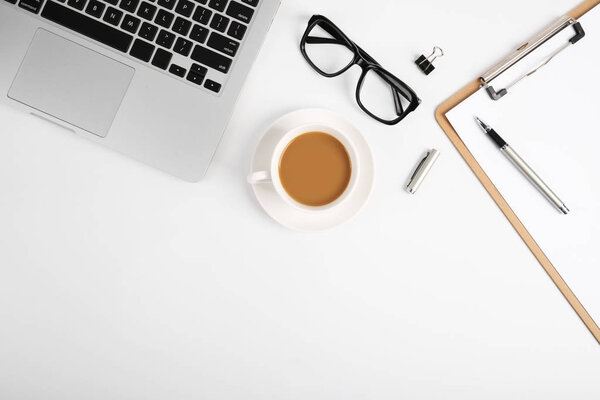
1, 0, 599, 399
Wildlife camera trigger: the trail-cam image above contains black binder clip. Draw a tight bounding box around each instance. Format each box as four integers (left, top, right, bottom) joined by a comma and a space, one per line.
415, 46, 444, 75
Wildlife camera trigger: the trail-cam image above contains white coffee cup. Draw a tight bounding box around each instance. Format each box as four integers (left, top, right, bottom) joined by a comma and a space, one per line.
248, 123, 360, 212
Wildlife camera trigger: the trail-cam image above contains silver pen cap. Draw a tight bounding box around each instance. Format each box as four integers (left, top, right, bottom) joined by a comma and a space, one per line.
407, 149, 440, 194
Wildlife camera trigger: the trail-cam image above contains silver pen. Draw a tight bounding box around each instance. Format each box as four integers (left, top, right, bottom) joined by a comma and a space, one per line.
406, 149, 440, 194
475, 117, 569, 214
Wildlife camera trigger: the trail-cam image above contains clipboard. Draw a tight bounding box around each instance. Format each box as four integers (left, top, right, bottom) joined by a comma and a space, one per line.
435, 0, 600, 343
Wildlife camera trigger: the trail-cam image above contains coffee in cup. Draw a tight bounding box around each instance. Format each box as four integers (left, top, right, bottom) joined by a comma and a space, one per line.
278, 131, 351, 207
248, 123, 359, 212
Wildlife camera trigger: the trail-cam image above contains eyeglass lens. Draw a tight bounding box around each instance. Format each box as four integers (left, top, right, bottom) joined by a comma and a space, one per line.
304, 23, 354, 75
359, 69, 412, 122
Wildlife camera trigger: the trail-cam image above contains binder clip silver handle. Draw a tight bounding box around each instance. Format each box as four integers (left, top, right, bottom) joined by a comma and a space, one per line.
415, 46, 444, 75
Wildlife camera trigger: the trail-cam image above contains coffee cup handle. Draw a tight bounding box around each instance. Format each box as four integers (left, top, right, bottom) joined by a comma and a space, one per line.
247, 170, 271, 184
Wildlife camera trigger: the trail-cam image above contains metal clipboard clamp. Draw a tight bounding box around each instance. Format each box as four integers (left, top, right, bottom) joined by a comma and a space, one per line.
481, 15, 586, 100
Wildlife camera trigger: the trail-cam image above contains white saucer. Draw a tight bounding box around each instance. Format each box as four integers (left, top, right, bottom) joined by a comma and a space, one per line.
249, 108, 374, 232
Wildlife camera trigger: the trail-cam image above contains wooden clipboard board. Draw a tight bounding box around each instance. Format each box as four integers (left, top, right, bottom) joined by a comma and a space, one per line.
435, 0, 600, 343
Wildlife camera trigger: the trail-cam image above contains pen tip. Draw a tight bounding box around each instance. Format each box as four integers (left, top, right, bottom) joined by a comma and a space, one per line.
474, 116, 490, 131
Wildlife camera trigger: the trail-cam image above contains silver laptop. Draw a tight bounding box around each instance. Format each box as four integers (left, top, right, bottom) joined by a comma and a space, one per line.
0, 0, 279, 181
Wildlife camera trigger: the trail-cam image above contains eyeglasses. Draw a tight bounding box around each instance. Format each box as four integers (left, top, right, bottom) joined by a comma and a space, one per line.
300, 15, 421, 125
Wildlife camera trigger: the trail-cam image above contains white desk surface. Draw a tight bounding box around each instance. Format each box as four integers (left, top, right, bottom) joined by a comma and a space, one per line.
1, 0, 599, 398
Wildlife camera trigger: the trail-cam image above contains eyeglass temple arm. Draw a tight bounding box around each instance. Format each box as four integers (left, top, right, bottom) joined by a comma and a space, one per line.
306, 34, 379, 66
356, 45, 378, 65
305, 37, 347, 45
392, 88, 404, 115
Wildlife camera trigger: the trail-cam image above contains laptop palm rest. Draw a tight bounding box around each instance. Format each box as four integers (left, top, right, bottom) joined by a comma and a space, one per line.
8, 29, 134, 138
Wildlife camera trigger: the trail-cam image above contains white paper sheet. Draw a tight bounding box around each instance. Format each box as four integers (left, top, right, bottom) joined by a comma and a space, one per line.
447, 8, 600, 326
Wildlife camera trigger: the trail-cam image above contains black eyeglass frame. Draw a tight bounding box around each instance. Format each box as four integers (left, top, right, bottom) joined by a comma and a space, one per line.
300, 15, 421, 125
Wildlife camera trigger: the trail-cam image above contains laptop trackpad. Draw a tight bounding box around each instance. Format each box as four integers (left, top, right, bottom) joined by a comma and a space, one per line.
8, 29, 134, 138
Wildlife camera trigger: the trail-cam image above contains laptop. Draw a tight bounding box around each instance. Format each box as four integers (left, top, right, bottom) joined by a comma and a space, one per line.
0, 0, 280, 181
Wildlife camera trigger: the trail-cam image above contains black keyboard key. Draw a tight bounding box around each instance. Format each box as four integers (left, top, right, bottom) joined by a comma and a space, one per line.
85, 0, 105, 17
172, 17, 191, 35
192, 6, 211, 24
118, 0, 138, 12
240, 0, 256, 6
225, 1, 252, 23
209, 14, 228, 32
121, 14, 141, 32
67, 0, 87, 10
103, 0, 118, 4
192, 0, 206, 3
187, 64, 206, 85
204, 79, 221, 93
190, 63, 207, 76
103, 6, 123, 25
19, 0, 44, 13
191, 45, 231, 73
156, 29, 175, 48
41, 1, 133, 52
174, 0, 193, 17
169, 64, 186, 77
151, 48, 172, 69
207, 0, 225, 12
130, 38, 154, 61
173, 37, 193, 56
186, 70, 204, 85
156, 0, 174, 9
189, 24, 208, 43
207, 32, 238, 57
139, 22, 158, 40
5, 0, 18, 4
227, 21, 246, 40
137, 1, 156, 20
155, 9, 174, 28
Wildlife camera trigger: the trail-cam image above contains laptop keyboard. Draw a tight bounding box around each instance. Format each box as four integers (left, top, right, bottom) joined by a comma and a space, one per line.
5, 0, 260, 94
